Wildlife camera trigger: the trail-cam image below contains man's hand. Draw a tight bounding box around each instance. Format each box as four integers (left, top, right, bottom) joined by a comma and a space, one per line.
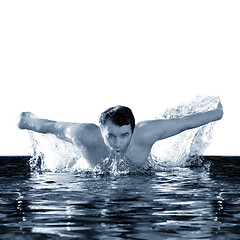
216, 98, 224, 118
18, 112, 36, 129
217, 99, 223, 109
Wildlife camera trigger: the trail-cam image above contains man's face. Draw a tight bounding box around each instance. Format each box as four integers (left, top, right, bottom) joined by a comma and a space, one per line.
100, 120, 133, 156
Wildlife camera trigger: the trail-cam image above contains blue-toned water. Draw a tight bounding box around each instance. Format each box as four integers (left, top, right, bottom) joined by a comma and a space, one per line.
0, 156, 240, 239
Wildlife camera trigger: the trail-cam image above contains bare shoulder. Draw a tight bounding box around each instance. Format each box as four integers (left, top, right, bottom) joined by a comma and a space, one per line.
72, 123, 102, 146
134, 120, 163, 141
134, 119, 183, 146
126, 123, 156, 166
131, 121, 157, 146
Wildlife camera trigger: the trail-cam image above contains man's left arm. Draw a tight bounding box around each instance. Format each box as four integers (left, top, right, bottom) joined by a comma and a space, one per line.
136, 101, 224, 146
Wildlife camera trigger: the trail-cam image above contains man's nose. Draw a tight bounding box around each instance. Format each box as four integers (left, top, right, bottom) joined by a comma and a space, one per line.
114, 137, 121, 148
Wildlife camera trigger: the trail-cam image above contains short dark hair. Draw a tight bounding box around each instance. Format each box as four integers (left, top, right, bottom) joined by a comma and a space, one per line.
99, 105, 135, 133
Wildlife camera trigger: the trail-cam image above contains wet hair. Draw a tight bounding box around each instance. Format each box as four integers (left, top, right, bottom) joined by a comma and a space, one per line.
99, 105, 135, 133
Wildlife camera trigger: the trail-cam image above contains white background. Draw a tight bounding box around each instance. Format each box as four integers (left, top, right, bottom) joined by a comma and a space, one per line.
0, 0, 239, 156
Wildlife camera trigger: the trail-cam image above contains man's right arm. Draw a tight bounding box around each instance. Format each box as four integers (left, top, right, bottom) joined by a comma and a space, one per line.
18, 112, 97, 146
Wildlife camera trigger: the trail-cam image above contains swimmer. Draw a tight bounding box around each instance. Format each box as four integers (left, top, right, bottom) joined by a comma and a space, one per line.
18, 101, 223, 168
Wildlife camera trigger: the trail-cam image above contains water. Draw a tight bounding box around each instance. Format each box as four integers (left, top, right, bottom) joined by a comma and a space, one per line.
0, 156, 240, 239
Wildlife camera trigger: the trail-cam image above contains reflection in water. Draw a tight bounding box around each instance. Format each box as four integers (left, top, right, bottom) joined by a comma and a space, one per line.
0, 156, 240, 239
208, 156, 240, 238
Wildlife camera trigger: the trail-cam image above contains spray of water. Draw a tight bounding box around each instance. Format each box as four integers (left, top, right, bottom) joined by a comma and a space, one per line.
151, 95, 218, 167
28, 132, 89, 172
28, 95, 219, 173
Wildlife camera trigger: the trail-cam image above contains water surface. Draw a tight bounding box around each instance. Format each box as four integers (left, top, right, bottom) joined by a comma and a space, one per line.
0, 156, 240, 239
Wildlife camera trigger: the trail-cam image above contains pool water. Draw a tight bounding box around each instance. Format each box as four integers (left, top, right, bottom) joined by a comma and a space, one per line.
0, 156, 240, 239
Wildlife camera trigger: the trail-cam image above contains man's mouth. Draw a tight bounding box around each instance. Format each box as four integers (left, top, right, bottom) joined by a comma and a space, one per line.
114, 149, 122, 154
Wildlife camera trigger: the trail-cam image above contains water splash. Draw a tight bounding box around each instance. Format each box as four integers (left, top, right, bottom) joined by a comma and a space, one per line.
151, 95, 219, 167
92, 153, 155, 176
28, 95, 219, 173
28, 132, 89, 173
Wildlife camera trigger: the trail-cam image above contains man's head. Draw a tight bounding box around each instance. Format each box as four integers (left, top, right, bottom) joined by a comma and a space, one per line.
99, 106, 135, 155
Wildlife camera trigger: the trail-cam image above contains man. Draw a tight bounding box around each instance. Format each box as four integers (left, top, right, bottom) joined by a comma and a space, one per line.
18, 101, 223, 168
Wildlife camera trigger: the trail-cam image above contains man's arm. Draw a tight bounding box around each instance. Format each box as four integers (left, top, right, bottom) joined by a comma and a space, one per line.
136, 101, 224, 146
18, 112, 97, 146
